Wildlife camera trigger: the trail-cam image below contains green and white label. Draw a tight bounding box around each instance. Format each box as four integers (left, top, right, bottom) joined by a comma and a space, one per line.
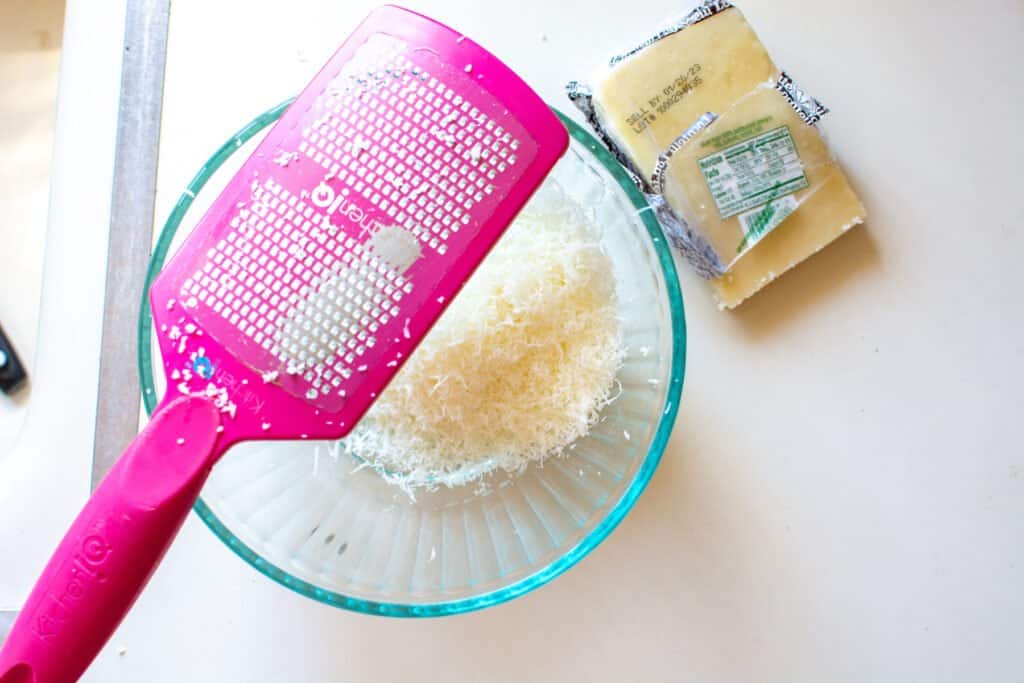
698, 126, 808, 220
736, 194, 798, 253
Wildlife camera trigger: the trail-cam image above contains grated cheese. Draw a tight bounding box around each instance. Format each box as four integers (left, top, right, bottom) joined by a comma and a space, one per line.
343, 184, 623, 487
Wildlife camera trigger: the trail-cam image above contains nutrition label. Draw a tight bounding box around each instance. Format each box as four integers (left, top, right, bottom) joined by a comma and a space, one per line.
698, 125, 808, 219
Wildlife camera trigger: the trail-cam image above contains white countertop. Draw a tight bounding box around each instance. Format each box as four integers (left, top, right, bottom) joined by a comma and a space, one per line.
14, 0, 1024, 680
0, 0, 62, 457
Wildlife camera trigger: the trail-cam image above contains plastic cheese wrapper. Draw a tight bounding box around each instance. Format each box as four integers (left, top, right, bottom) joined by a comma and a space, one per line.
567, 0, 866, 309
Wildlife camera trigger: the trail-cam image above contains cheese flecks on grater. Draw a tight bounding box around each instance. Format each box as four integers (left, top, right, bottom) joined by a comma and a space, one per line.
567, 0, 866, 308
272, 224, 419, 378
176, 31, 535, 410
298, 33, 520, 262
181, 178, 406, 403
364, 225, 422, 273
272, 226, 420, 382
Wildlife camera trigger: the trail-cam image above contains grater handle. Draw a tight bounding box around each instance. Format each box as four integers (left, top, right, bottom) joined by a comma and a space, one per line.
0, 395, 222, 683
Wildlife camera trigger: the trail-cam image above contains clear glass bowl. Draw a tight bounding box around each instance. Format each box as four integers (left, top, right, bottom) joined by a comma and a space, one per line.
139, 102, 686, 616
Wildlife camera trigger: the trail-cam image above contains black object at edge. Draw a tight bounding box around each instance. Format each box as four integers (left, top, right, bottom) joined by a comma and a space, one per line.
0, 323, 26, 394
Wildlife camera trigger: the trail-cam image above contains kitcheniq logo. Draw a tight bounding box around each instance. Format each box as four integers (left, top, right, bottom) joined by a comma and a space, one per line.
32, 532, 111, 642
310, 181, 384, 233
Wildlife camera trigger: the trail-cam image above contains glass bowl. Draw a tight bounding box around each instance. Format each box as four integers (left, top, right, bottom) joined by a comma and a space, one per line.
139, 102, 686, 617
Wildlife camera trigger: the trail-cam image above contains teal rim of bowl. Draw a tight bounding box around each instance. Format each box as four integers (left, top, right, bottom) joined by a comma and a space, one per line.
138, 99, 687, 617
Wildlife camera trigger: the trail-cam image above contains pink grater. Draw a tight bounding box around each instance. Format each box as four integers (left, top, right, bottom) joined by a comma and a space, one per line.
0, 6, 568, 681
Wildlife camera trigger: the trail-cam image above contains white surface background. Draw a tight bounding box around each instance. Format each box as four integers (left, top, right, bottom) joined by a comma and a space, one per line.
0, 0, 117, 617
8, 0, 1024, 680
0, 1, 62, 457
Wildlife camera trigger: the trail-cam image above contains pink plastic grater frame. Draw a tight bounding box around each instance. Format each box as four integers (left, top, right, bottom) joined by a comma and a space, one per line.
153, 4, 568, 447
0, 7, 567, 682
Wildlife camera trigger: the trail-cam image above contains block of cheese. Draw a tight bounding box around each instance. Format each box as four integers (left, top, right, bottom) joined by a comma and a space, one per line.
588, 2, 776, 180
659, 78, 866, 306
568, 0, 867, 309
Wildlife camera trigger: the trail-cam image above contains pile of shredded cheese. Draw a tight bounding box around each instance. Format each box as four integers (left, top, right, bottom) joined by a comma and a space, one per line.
342, 184, 624, 488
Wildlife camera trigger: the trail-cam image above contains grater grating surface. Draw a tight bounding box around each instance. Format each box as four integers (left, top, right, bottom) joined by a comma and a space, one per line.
150, 7, 567, 442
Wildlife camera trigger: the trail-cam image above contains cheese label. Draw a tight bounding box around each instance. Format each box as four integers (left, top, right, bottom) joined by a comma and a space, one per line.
697, 125, 808, 220
736, 194, 798, 253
